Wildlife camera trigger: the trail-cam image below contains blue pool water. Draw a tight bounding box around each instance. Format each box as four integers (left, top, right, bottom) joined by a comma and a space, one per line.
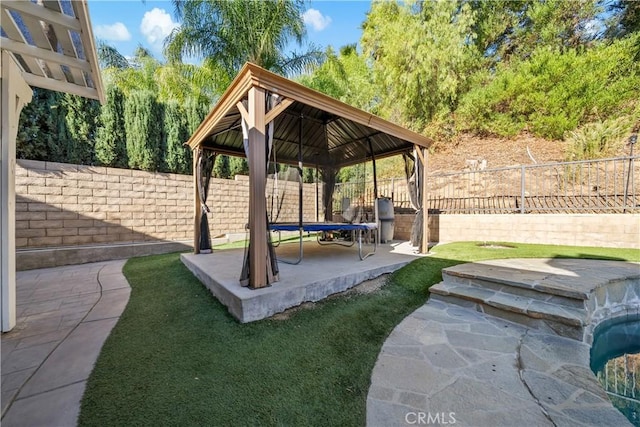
590, 317, 640, 426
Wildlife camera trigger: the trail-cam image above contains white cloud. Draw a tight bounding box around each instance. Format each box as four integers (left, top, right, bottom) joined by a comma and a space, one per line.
302, 9, 332, 31
140, 8, 179, 49
94, 22, 131, 41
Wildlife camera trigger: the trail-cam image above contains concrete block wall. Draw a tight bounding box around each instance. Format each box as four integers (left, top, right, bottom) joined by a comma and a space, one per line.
15, 160, 192, 248
394, 213, 638, 249
15, 160, 317, 250
432, 213, 640, 249
394, 214, 414, 241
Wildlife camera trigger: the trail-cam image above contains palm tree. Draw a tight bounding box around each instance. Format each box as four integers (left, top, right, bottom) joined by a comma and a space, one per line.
98, 44, 218, 105
97, 41, 131, 70
166, 0, 322, 79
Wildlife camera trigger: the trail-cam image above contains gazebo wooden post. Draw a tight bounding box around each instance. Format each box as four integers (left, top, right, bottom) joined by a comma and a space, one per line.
193, 149, 201, 254
1, 52, 33, 331
247, 87, 268, 288
415, 145, 429, 254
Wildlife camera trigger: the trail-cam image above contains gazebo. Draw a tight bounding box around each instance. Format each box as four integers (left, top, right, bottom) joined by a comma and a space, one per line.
186, 63, 433, 289
1, 0, 104, 331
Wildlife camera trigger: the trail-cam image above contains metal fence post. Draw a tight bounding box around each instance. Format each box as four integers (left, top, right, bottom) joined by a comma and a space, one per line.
391, 177, 395, 204
520, 165, 526, 214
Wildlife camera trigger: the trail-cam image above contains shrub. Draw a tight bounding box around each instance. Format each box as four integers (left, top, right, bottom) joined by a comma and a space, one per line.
565, 114, 638, 161
456, 33, 640, 139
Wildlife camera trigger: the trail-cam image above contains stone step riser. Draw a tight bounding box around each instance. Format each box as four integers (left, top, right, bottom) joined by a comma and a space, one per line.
430, 293, 584, 341
442, 271, 586, 309
429, 281, 587, 328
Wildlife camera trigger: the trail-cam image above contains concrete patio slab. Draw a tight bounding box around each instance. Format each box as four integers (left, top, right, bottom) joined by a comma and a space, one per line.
181, 240, 424, 322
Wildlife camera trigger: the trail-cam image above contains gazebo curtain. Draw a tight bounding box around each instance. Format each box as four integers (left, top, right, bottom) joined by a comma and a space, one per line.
239, 94, 280, 287
320, 167, 338, 221
403, 151, 423, 248
196, 148, 217, 253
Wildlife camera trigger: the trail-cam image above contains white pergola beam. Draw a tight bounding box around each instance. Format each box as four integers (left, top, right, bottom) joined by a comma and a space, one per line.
0, 0, 103, 333
1, 51, 33, 331
0, 1, 81, 31
22, 72, 100, 101
0, 37, 93, 73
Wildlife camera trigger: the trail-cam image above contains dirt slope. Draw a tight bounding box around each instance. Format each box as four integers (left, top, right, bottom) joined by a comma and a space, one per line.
429, 133, 568, 173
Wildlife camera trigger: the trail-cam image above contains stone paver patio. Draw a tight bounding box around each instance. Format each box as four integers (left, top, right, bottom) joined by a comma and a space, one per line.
1, 260, 130, 427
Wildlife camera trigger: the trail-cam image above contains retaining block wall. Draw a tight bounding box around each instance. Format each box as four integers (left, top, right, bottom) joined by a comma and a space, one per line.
425, 213, 639, 249
15, 160, 317, 249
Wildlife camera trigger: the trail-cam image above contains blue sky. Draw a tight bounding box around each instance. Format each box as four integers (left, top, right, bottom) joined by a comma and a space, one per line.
87, 0, 372, 60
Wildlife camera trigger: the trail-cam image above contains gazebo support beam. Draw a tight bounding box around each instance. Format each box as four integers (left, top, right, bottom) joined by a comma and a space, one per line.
1, 52, 33, 331
193, 150, 201, 254
247, 87, 268, 288
415, 145, 429, 254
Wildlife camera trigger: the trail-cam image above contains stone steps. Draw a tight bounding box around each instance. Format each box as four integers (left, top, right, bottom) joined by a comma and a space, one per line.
429, 264, 591, 340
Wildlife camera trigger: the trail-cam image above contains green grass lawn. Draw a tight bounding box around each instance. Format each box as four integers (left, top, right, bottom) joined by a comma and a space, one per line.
79, 242, 640, 426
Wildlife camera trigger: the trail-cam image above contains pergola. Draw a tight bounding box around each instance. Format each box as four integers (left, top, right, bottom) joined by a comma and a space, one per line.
186, 63, 433, 289
1, 0, 104, 331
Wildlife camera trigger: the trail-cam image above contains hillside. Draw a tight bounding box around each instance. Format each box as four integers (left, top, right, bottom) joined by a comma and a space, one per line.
427, 132, 631, 173
428, 133, 565, 172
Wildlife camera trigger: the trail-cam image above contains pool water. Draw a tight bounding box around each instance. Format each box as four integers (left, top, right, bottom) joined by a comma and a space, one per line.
590, 318, 640, 426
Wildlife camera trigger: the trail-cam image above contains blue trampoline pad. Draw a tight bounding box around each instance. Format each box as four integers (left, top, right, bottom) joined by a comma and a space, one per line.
269, 222, 377, 232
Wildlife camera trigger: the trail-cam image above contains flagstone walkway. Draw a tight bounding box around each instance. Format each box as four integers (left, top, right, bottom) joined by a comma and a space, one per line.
367, 258, 639, 426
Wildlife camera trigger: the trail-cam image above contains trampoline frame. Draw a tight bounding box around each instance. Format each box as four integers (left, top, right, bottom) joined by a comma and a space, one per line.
270, 222, 378, 264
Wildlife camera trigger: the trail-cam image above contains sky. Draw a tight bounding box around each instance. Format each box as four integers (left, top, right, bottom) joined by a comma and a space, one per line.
87, 0, 373, 61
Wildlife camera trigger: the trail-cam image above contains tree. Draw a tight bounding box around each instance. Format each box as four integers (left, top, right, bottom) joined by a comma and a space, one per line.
166, 0, 322, 79
124, 90, 163, 171
229, 156, 249, 176
464, 0, 602, 65
362, 1, 479, 132
605, 0, 640, 38
185, 96, 210, 134
95, 85, 127, 168
109, 46, 161, 96
213, 155, 231, 179
17, 88, 67, 161
512, 0, 600, 53
97, 40, 131, 70
456, 32, 640, 139
298, 45, 377, 113
62, 93, 101, 165
163, 100, 191, 174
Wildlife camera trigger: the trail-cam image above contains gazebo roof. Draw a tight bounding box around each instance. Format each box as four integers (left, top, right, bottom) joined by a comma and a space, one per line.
187, 63, 433, 169
0, 0, 104, 103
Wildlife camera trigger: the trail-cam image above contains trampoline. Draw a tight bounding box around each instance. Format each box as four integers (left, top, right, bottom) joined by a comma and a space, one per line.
270, 222, 378, 264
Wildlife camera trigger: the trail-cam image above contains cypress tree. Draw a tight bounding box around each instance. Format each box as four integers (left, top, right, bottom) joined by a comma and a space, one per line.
124, 90, 162, 171
17, 88, 67, 161
163, 100, 190, 174
95, 85, 127, 168
213, 155, 231, 178
229, 156, 249, 177
185, 96, 209, 134
63, 93, 101, 165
